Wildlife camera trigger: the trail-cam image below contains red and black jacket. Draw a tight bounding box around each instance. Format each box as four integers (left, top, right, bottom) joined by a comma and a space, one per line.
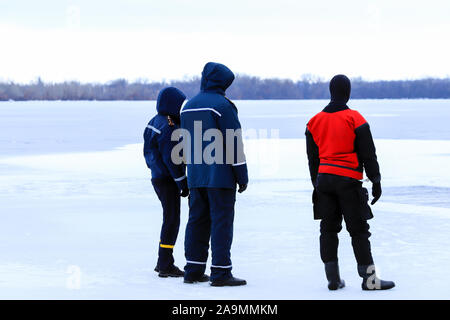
305, 103, 381, 186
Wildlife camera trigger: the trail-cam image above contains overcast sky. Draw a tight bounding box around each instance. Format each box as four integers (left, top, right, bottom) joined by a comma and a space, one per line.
0, 0, 449, 83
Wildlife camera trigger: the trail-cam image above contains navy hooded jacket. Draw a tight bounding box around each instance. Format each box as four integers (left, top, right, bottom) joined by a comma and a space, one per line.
143, 87, 188, 190
180, 62, 249, 189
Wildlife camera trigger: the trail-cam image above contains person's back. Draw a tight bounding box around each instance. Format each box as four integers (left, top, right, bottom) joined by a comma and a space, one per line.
307, 108, 367, 180
306, 74, 380, 185
145, 114, 178, 178
144, 88, 188, 185
181, 63, 248, 189
143, 87, 188, 278
305, 74, 395, 291
180, 62, 248, 287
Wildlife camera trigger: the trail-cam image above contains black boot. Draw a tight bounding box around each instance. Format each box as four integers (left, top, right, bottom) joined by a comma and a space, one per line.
154, 265, 159, 273
159, 265, 184, 278
184, 274, 210, 284
324, 261, 345, 290
210, 276, 247, 287
358, 265, 395, 290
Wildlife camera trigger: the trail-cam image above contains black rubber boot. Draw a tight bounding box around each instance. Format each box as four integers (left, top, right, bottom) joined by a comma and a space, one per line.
324, 261, 345, 290
159, 265, 184, 278
154, 266, 159, 273
184, 274, 210, 284
358, 264, 395, 290
210, 276, 247, 287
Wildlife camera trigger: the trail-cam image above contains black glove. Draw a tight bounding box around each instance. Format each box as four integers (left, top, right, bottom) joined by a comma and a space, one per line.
180, 188, 189, 198
371, 182, 382, 205
238, 184, 247, 193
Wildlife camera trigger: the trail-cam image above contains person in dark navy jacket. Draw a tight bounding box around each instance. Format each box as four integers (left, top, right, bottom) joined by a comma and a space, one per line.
306, 75, 395, 291
143, 87, 189, 278
181, 62, 248, 286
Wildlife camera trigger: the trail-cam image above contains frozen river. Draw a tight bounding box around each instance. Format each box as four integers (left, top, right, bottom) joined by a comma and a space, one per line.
1, 99, 449, 156
0, 99, 450, 299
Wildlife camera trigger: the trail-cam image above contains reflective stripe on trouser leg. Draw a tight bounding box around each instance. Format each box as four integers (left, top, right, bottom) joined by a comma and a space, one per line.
184, 188, 211, 280
186, 260, 207, 265
211, 265, 232, 268
152, 178, 181, 272
160, 242, 175, 249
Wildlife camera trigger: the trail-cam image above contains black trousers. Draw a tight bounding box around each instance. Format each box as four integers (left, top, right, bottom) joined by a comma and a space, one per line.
152, 177, 181, 271
315, 173, 374, 266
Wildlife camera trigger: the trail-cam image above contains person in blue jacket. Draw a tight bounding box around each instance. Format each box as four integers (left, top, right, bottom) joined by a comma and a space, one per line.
143, 87, 189, 278
180, 62, 249, 286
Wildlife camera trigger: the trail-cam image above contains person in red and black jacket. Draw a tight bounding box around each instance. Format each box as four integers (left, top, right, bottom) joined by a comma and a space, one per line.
306, 75, 395, 291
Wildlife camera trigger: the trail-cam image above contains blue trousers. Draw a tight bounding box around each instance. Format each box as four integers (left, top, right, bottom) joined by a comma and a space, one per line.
184, 188, 236, 282
152, 177, 181, 272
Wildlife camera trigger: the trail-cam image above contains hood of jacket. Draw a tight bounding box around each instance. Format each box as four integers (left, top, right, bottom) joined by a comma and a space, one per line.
156, 87, 186, 117
200, 62, 235, 95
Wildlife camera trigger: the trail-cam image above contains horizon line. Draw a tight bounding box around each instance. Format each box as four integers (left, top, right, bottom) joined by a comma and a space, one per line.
1, 75, 449, 86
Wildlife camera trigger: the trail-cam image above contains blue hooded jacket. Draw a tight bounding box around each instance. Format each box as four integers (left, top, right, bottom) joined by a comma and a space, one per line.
180, 62, 249, 189
143, 87, 187, 190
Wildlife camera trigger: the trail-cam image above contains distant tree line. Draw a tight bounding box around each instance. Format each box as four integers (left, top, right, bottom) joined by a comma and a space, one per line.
0, 76, 449, 101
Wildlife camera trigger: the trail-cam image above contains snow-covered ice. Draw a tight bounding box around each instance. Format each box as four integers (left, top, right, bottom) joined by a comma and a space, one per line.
1, 134, 450, 299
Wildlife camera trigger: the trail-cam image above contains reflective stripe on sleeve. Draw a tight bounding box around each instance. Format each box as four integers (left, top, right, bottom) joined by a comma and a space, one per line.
174, 175, 187, 182
147, 125, 161, 134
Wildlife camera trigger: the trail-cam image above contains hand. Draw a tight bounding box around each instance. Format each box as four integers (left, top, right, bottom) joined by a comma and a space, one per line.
238, 184, 247, 193
371, 182, 382, 205
180, 188, 189, 198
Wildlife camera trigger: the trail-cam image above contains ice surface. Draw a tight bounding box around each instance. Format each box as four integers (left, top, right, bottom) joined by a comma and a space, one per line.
1, 138, 450, 299
1, 99, 450, 156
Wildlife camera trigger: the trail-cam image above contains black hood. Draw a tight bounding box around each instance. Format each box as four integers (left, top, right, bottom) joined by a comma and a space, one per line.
200, 62, 235, 95
330, 74, 351, 103
324, 74, 351, 112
